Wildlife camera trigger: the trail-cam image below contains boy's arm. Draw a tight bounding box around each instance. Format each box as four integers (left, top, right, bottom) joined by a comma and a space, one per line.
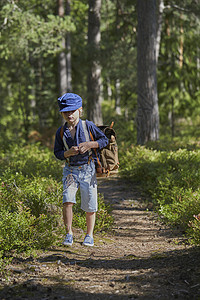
88, 121, 109, 149
54, 127, 66, 160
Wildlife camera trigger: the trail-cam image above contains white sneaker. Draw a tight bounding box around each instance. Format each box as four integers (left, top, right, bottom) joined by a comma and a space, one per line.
63, 233, 73, 246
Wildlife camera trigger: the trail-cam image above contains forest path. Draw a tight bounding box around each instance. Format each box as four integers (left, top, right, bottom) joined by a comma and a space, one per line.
1, 176, 200, 300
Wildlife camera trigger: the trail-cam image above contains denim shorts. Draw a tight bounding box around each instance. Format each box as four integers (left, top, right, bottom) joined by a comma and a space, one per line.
62, 160, 98, 212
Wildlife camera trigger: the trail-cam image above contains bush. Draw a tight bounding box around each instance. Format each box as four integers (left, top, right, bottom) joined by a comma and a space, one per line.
188, 214, 200, 245
0, 172, 62, 254
0, 208, 55, 252
0, 143, 62, 180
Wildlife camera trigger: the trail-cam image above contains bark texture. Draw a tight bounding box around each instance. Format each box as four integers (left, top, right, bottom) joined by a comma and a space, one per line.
87, 0, 103, 125
58, 0, 67, 95
66, 0, 72, 92
137, 0, 159, 145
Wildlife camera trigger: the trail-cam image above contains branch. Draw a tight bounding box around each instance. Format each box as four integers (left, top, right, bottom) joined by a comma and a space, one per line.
164, 4, 190, 13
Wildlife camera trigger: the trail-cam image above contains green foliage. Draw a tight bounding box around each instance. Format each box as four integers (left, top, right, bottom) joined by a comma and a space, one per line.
0, 0, 76, 144
102, 100, 137, 145
0, 146, 63, 255
188, 214, 200, 245
0, 143, 62, 179
0, 0, 200, 262
1, 0, 200, 147
0, 3, 75, 59
0, 206, 55, 252
158, 2, 200, 125
101, 0, 137, 108
120, 141, 200, 245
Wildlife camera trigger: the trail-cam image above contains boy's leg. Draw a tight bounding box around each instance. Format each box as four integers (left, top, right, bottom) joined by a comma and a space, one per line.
62, 165, 79, 246
79, 161, 97, 246
63, 202, 74, 235
86, 212, 96, 237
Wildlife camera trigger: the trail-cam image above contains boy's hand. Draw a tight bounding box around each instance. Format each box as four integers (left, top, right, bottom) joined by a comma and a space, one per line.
64, 146, 79, 158
79, 142, 91, 154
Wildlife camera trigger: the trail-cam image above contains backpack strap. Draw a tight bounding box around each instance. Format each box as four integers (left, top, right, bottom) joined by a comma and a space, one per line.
82, 120, 92, 157
89, 131, 102, 170
89, 131, 109, 176
63, 136, 69, 151
82, 120, 90, 142
82, 121, 107, 175
83, 121, 109, 177
60, 126, 69, 151
60, 126, 69, 164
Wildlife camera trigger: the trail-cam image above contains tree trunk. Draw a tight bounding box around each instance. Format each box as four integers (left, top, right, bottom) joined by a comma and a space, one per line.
136, 0, 159, 145
87, 0, 103, 125
179, 14, 183, 68
156, 0, 164, 63
115, 79, 121, 115
58, 0, 67, 95
107, 77, 112, 100
66, 0, 72, 92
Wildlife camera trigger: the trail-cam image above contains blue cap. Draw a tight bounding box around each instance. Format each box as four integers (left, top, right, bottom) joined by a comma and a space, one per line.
58, 93, 82, 112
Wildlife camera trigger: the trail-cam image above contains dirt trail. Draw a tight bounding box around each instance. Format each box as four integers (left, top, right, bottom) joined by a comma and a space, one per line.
0, 176, 200, 300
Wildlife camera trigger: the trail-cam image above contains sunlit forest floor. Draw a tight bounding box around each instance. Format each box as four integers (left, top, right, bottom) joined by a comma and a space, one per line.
0, 176, 199, 300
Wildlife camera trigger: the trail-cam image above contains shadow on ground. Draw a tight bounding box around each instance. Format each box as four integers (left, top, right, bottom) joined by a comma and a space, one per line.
0, 246, 199, 300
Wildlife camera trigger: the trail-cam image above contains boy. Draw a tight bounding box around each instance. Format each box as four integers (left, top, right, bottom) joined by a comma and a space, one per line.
54, 93, 108, 247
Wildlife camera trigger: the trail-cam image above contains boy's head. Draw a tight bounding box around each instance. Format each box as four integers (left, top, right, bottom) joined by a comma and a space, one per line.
58, 93, 82, 112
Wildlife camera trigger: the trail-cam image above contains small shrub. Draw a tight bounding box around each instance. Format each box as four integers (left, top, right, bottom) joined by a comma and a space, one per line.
0, 251, 12, 278
0, 205, 57, 254
188, 214, 200, 245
